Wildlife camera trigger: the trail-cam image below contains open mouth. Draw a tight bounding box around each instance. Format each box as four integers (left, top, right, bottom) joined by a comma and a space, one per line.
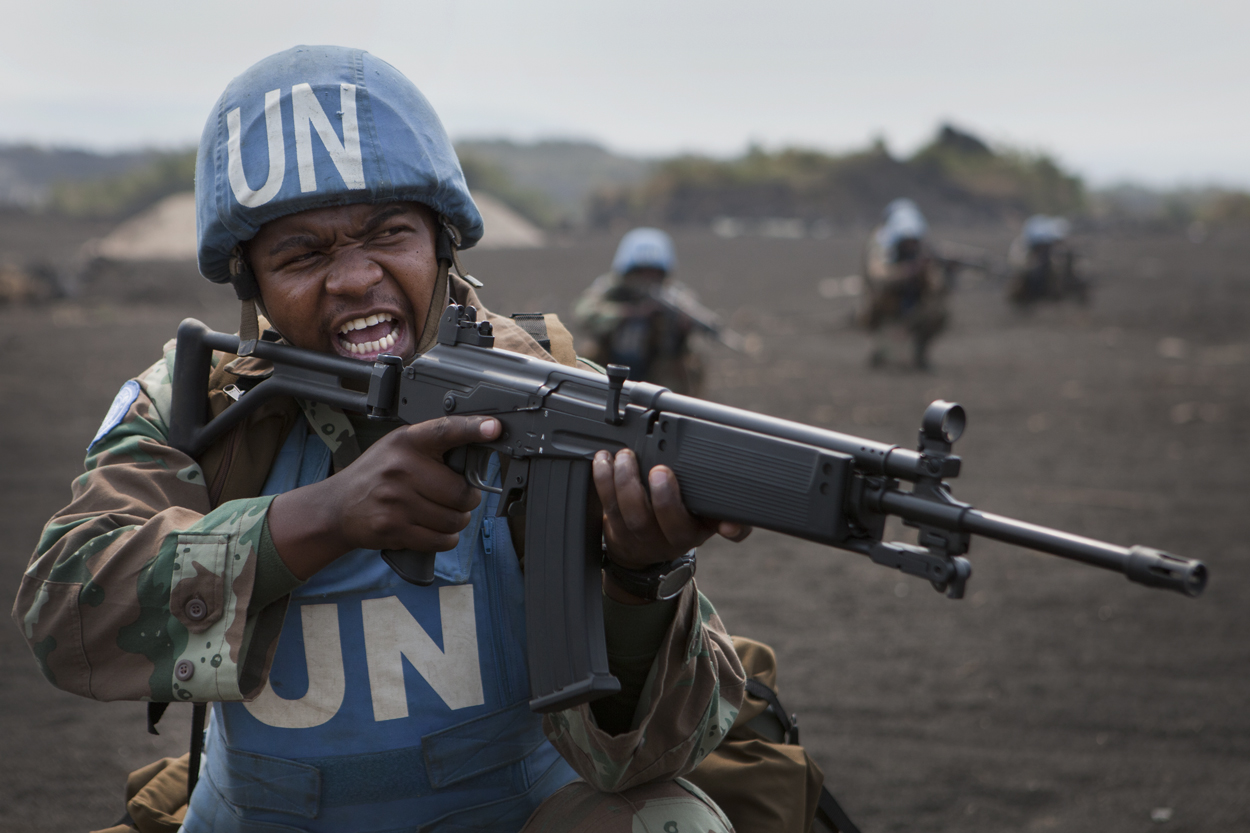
336, 312, 403, 357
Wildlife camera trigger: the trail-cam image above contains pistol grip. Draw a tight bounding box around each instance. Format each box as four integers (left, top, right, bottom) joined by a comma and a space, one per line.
524, 457, 621, 713
381, 549, 437, 586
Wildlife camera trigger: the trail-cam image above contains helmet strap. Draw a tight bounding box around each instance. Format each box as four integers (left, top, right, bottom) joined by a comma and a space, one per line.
229, 247, 262, 354
438, 218, 483, 288
415, 255, 450, 356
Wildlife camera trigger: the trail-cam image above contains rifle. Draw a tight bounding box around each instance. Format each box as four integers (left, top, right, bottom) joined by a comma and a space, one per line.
930, 253, 1008, 287
650, 283, 753, 353
169, 304, 1207, 714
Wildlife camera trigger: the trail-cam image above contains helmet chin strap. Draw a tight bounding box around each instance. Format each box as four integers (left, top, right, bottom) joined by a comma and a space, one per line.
414, 256, 450, 356
414, 219, 479, 357
229, 247, 264, 353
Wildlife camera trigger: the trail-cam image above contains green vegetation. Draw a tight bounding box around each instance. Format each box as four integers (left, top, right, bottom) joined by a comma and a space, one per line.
911, 126, 1085, 215
47, 148, 195, 219
590, 124, 1087, 226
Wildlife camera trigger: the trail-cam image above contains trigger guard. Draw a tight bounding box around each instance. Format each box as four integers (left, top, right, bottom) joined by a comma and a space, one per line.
464, 447, 502, 494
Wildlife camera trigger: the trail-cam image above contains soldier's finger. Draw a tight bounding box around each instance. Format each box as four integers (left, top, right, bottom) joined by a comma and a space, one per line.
647, 466, 702, 545
592, 450, 621, 519
594, 451, 640, 551
611, 449, 656, 536
378, 453, 481, 513
400, 497, 475, 536
392, 528, 460, 554
369, 492, 474, 539
406, 416, 501, 458
717, 521, 753, 542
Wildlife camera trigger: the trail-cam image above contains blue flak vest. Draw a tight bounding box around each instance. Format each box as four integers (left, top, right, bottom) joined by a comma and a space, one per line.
182, 422, 578, 832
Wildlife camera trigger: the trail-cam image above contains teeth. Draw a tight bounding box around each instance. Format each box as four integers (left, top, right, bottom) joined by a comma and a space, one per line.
345, 330, 398, 356
337, 312, 394, 334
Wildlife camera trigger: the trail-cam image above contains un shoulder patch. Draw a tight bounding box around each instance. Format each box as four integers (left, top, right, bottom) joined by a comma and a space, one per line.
89, 380, 142, 450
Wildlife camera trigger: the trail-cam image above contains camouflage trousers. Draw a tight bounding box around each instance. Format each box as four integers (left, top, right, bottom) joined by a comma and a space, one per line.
523, 778, 734, 833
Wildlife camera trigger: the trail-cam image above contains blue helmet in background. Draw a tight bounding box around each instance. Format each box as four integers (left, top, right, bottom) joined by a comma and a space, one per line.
1023, 215, 1070, 245
612, 227, 676, 275
875, 198, 928, 256
196, 45, 482, 293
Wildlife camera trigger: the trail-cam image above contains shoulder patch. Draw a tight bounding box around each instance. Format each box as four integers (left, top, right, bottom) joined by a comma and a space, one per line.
89, 380, 142, 450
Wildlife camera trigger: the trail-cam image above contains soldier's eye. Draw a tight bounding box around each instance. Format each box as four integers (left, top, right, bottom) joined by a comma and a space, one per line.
373, 225, 408, 241
282, 250, 322, 268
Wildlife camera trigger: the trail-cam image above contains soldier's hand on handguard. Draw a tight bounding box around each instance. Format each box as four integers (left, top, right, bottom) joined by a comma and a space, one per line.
593, 448, 752, 601
268, 416, 501, 580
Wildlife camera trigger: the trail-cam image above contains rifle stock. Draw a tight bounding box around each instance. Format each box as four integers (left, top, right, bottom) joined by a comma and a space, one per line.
169, 305, 1208, 714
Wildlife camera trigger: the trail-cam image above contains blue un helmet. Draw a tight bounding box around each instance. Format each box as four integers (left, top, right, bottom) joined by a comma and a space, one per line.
611, 228, 676, 275
875, 198, 928, 258
1022, 214, 1071, 246
196, 45, 482, 298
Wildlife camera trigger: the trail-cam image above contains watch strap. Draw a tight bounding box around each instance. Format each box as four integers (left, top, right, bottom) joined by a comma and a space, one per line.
603, 549, 697, 601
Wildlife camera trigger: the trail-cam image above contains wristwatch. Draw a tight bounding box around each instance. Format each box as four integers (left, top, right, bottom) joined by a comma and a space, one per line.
603, 549, 697, 601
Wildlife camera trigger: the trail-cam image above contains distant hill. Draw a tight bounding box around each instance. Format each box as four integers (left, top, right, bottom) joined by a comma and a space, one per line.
455, 139, 653, 227
6, 131, 1245, 234
1090, 184, 1250, 226
0, 144, 195, 219
589, 124, 1087, 229
0, 145, 162, 208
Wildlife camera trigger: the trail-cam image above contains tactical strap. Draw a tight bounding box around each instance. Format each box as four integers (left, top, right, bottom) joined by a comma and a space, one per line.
143, 700, 208, 797
146, 701, 168, 735
187, 703, 207, 794
509, 312, 552, 352
744, 678, 862, 833
744, 677, 799, 744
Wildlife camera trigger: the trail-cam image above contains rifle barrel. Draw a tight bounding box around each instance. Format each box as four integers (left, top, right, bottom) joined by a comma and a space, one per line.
881, 490, 1206, 596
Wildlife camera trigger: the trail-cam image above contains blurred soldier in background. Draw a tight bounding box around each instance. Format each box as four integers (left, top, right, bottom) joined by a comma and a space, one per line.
1007, 215, 1087, 305
857, 199, 949, 369
574, 228, 708, 394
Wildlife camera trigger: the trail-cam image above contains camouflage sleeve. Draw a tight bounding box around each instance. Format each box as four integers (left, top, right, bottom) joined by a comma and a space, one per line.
542, 581, 746, 792
12, 341, 297, 704
572, 274, 628, 338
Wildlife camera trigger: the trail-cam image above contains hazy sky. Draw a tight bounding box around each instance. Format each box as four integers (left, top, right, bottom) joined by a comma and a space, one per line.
2, 0, 1246, 187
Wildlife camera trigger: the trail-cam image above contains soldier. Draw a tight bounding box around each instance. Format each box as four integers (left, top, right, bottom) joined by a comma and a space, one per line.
13, 46, 747, 833
574, 228, 708, 395
857, 199, 949, 369
1007, 214, 1086, 305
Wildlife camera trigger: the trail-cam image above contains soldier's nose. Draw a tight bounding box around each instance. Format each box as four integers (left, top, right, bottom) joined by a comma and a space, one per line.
326, 251, 384, 295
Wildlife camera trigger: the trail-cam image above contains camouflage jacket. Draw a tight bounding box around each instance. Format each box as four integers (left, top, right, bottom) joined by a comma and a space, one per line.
862, 234, 944, 295
573, 273, 693, 345
12, 279, 744, 789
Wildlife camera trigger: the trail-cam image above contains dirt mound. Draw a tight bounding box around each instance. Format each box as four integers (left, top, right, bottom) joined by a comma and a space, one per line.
473, 192, 546, 249
85, 191, 197, 261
